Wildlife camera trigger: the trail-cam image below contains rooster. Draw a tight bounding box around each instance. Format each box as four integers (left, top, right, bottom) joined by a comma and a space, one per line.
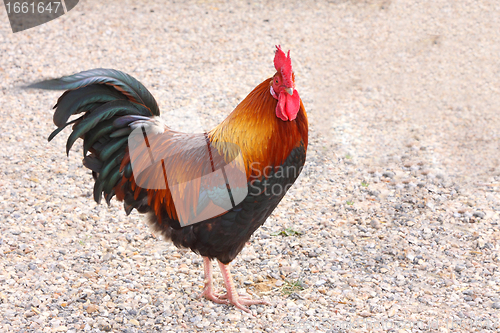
29, 46, 308, 312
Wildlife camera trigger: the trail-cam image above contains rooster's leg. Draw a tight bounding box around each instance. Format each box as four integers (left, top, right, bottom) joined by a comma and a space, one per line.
217, 260, 270, 313
199, 257, 228, 304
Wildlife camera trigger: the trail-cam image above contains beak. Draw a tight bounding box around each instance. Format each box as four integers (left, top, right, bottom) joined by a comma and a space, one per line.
285, 88, 294, 95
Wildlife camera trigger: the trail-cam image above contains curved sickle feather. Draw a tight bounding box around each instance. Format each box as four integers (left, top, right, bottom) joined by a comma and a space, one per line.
26, 68, 160, 117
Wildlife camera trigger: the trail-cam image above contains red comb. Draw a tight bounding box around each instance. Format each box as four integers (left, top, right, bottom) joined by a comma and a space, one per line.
274, 45, 293, 88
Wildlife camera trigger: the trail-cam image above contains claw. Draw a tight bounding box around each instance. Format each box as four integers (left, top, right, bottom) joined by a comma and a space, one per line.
199, 287, 229, 304
217, 261, 270, 313
200, 257, 270, 313
226, 296, 270, 313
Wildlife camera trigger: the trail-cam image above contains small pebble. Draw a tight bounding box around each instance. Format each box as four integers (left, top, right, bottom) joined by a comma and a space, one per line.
86, 304, 99, 314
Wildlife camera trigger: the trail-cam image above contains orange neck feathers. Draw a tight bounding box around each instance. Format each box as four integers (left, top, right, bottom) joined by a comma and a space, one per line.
209, 78, 308, 179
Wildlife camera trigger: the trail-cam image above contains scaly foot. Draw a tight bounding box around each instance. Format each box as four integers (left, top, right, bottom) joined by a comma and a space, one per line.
199, 257, 229, 304
217, 261, 270, 313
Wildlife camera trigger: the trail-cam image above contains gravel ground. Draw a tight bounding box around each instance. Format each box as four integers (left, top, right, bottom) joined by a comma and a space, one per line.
1, 0, 500, 332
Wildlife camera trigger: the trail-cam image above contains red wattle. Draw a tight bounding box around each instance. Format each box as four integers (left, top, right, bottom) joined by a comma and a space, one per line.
276, 89, 300, 121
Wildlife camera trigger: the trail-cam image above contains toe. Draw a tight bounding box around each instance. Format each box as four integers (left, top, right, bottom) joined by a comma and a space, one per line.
200, 289, 229, 304
231, 301, 252, 313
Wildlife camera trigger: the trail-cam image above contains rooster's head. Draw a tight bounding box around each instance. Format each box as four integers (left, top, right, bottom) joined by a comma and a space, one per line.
270, 45, 300, 121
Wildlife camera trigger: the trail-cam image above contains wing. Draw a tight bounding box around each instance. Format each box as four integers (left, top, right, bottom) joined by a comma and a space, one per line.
115, 126, 248, 228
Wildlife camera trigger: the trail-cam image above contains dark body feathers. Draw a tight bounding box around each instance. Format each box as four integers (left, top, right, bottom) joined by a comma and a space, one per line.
149, 143, 306, 264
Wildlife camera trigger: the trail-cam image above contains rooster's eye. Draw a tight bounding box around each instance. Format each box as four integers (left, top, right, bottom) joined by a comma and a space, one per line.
275, 79, 278, 84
